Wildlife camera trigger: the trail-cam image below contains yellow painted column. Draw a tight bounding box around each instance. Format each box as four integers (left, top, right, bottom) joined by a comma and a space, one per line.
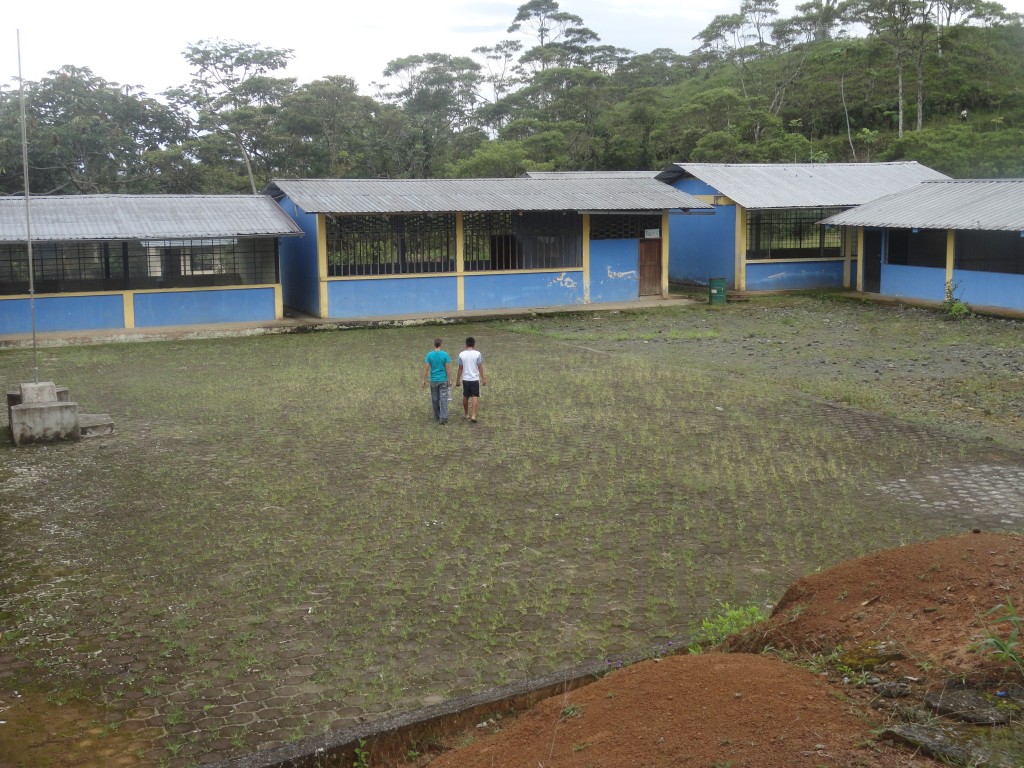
582, 214, 591, 304
842, 227, 853, 289
274, 285, 283, 320
456, 212, 465, 311
122, 292, 135, 329
945, 229, 956, 294
661, 211, 669, 298
734, 206, 747, 292
856, 228, 865, 292
317, 214, 329, 319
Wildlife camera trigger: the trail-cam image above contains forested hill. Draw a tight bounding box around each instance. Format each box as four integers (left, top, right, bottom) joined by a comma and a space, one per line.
2, 0, 1023, 195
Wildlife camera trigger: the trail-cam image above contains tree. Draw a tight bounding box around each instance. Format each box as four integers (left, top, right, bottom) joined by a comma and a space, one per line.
445, 139, 536, 177
789, 0, 853, 42
378, 53, 485, 177
852, 0, 924, 137
166, 39, 295, 193
0, 66, 185, 195
274, 77, 385, 178
508, 0, 601, 72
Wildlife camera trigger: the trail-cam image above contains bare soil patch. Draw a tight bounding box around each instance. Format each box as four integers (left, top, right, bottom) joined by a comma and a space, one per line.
411, 532, 1023, 768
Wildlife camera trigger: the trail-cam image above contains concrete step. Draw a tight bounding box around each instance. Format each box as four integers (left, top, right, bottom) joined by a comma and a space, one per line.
79, 413, 114, 439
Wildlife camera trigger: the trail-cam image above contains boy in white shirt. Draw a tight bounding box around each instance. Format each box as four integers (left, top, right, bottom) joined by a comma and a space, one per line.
455, 337, 486, 423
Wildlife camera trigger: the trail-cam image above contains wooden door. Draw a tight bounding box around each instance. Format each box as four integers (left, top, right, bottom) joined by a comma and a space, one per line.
639, 239, 662, 296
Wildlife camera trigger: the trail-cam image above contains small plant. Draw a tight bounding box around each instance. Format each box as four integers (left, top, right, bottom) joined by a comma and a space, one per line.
687, 602, 770, 653
560, 703, 584, 720
942, 280, 971, 320
976, 600, 1023, 676
352, 739, 370, 768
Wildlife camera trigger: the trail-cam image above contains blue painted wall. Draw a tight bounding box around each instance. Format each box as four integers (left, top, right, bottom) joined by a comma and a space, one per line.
276, 195, 320, 316
954, 269, 1024, 312
666, 179, 736, 287
464, 271, 583, 310
328, 277, 458, 318
881, 264, 946, 301
745, 261, 846, 291
0, 294, 124, 334
134, 288, 276, 327
589, 240, 639, 303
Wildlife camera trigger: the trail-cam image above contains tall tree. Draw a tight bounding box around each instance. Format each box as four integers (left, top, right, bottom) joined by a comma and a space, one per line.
378, 53, 485, 177
274, 76, 387, 178
0, 66, 185, 195
166, 39, 295, 193
852, 0, 923, 137
508, 0, 600, 72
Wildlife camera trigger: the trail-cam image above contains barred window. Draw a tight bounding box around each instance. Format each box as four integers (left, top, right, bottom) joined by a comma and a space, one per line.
463, 211, 582, 271
326, 214, 455, 276
956, 230, 1024, 275
590, 214, 661, 240
746, 208, 844, 259
464, 212, 518, 271
0, 238, 278, 296
887, 229, 947, 268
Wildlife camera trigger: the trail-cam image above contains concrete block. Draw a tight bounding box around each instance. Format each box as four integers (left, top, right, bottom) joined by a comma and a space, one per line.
19, 382, 59, 403
10, 401, 80, 446
79, 413, 115, 439
7, 385, 69, 426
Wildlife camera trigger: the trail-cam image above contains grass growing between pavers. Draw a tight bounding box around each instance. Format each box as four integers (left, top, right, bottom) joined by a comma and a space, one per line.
1, 294, 1023, 766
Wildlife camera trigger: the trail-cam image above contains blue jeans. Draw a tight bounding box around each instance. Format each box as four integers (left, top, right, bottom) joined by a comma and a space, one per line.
430, 381, 449, 421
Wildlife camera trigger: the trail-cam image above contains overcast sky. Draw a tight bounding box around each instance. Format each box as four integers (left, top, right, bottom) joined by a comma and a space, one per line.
6, 0, 1024, 98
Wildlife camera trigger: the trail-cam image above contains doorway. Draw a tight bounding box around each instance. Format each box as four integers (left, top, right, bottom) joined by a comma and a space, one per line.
862, 229, 883, 293
639, 239, 662, 296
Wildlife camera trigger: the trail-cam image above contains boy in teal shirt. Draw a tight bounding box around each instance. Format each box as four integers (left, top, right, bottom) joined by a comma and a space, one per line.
422, 338, 452, 424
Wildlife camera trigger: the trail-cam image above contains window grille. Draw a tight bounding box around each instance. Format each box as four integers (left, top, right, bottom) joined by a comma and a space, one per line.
887, 229, 947, 268
746, 208, 844, 259
463, 211, 583, 271
590, 214, 661, 240
464, 212, 518, 271
0, 238, 278, 296
326, 214, 456, 276
956, 230, 1024, 275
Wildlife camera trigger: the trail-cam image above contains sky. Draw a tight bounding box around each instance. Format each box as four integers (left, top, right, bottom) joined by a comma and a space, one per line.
5, 0, 1024, 99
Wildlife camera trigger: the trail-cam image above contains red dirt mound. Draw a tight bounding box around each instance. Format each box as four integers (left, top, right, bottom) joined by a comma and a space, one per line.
725, 531, 1023, 679
412, 532, 1023, 768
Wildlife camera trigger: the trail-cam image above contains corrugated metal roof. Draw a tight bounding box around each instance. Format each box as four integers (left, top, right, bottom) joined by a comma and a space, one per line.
523, 171, 660, 179
655, 162, 950, 209
265, 177, 710, 214
821, 179, 1024, 231
0, 195, 304, 242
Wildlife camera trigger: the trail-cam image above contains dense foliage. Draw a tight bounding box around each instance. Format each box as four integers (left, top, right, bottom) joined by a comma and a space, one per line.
1, 0, 1022, 193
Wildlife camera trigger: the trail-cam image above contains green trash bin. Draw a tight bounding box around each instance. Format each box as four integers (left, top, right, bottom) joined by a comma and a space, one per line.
708, 277, 727, 305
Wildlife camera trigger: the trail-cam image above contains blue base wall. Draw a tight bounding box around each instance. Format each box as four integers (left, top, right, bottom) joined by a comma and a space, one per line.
276, 196, 320, 316
328, 277, 458, 318
1, 294, 124, 334
881, 264, 946, 302
134, 288, 277, 327
464, 271, 583, 310
745, 261, 846, 291
954, 270, 1024, 312
589, 241, 639, 303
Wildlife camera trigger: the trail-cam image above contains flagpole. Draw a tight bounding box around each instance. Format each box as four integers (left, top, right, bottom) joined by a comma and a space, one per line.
17, 30, 38, 383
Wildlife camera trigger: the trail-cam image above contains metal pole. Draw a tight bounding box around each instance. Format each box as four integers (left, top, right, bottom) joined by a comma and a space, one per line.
17, 30, 38, 383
